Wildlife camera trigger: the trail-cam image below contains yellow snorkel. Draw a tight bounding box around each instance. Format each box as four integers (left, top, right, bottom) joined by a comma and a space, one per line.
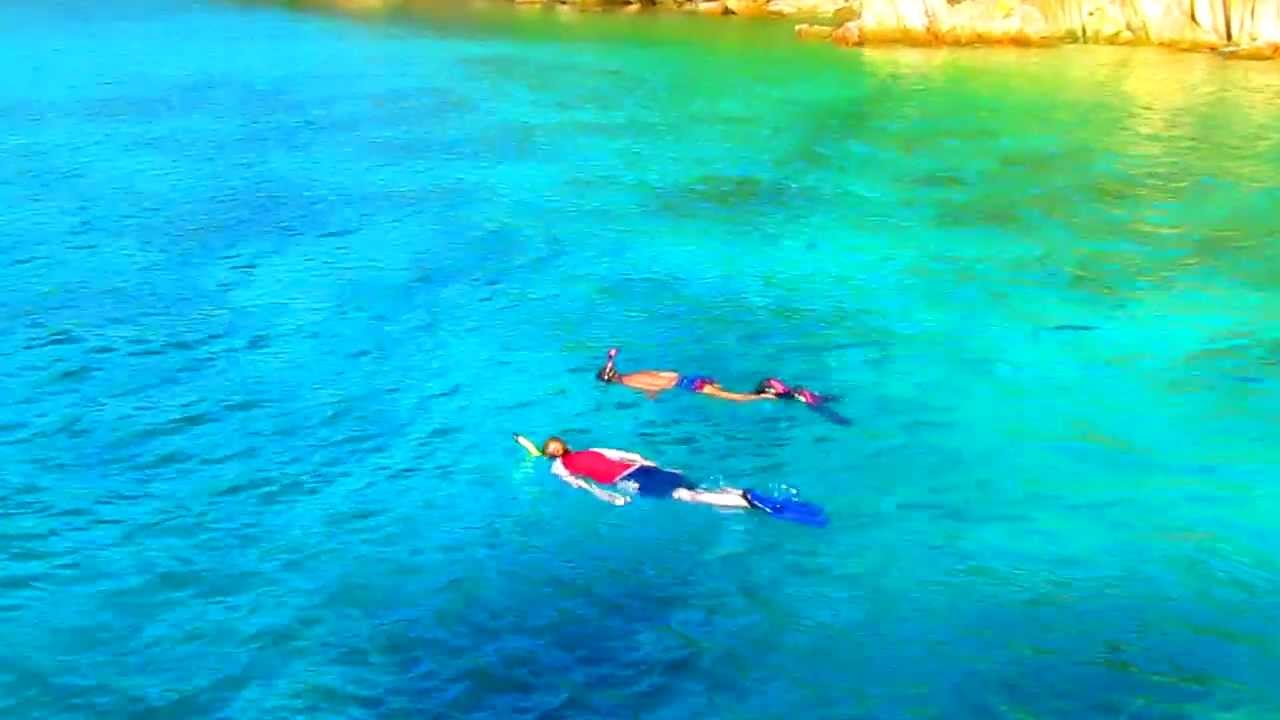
512, 433, 542, 457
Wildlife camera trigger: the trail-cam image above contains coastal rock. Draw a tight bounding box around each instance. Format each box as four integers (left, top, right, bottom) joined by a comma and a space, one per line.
1082, 1, 1129, 42
831, 18, 865, 44
1125, 0, 1220, 47
808, 0, 860, 15
794, 21, 837, 36
305, 0, 1280, 58
1242, 0, 1280, 45
831, 1, 860, 22
1013, 4, 1051, 39
823, 0, 1275, 51
763, 0, 862, 16
1221, 42, 1280, 58
726, 0, 771, 14
855, 0, 935, 42
1191, 0, 1230, 41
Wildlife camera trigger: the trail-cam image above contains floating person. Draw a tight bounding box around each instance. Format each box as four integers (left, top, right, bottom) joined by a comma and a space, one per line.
594, 348, 776, 402
595, 348, 851, 424
513, 433, 828, 527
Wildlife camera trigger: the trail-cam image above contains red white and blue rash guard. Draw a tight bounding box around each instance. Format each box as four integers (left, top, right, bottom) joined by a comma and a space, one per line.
550, 448, 649, 485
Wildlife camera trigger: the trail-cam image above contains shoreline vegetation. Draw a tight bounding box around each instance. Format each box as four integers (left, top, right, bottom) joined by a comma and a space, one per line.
297, 0, 1280, 59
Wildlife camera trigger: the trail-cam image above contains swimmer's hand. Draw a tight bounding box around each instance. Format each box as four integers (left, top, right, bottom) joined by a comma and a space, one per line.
585, 484, 629, 506
513, 433, 541, 457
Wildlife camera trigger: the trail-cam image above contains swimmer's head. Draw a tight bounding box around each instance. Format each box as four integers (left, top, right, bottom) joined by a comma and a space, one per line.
541, 437, 569, 458
756, 377, 790, 397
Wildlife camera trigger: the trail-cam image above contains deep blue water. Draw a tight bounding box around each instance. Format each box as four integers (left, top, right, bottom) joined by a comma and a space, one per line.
4, 1, 1280, 718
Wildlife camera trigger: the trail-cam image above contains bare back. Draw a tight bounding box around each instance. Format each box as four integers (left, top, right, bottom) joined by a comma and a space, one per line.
616, 370, 679, 393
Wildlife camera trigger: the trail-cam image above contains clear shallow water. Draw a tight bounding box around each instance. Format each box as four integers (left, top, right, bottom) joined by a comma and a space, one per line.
4, 1, 1280, 717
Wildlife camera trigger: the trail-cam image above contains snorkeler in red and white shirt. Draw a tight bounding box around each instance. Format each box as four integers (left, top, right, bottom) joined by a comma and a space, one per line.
513, 434, 828, 527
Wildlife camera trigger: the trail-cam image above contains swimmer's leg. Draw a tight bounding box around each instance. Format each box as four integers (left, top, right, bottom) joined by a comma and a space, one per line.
672, 487, 752, 508
700, 384, 777, 403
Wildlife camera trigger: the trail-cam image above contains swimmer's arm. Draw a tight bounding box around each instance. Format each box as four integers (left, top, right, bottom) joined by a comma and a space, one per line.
551, 460, 629, 506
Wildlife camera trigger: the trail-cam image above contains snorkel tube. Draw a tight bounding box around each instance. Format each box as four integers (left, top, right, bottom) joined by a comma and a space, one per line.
513, 433, 542, 457
595, 348, 619, 384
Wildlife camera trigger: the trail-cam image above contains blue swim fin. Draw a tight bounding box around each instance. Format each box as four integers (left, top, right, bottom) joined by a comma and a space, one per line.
743, 490, 829, 528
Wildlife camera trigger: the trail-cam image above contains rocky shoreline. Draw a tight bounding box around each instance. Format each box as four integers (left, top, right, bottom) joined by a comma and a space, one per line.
329, 0, 1280, 58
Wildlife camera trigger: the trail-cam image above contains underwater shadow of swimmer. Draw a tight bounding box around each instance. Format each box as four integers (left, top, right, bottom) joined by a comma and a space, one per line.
808, 402, 853, 427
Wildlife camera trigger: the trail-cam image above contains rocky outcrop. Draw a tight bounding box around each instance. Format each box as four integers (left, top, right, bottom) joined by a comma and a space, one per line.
832, 15, 866, 42
794, 21, 837, 36
585, 0, 1279, 54
282, 0, 1280, 57
725, 0, 770, 15
798, 0, 1280, 54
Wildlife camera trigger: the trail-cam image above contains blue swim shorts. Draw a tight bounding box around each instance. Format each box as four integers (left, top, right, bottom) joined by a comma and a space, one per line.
675, 374, 714, 392
624, 465, 697, 498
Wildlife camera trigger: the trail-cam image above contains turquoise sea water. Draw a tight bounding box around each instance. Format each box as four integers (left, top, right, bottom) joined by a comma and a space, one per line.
5, 1, 1280, 717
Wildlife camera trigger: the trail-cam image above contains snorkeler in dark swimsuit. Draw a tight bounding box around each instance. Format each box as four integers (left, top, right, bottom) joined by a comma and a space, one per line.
593, 348, 773, 402
594, 348, 826, 404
